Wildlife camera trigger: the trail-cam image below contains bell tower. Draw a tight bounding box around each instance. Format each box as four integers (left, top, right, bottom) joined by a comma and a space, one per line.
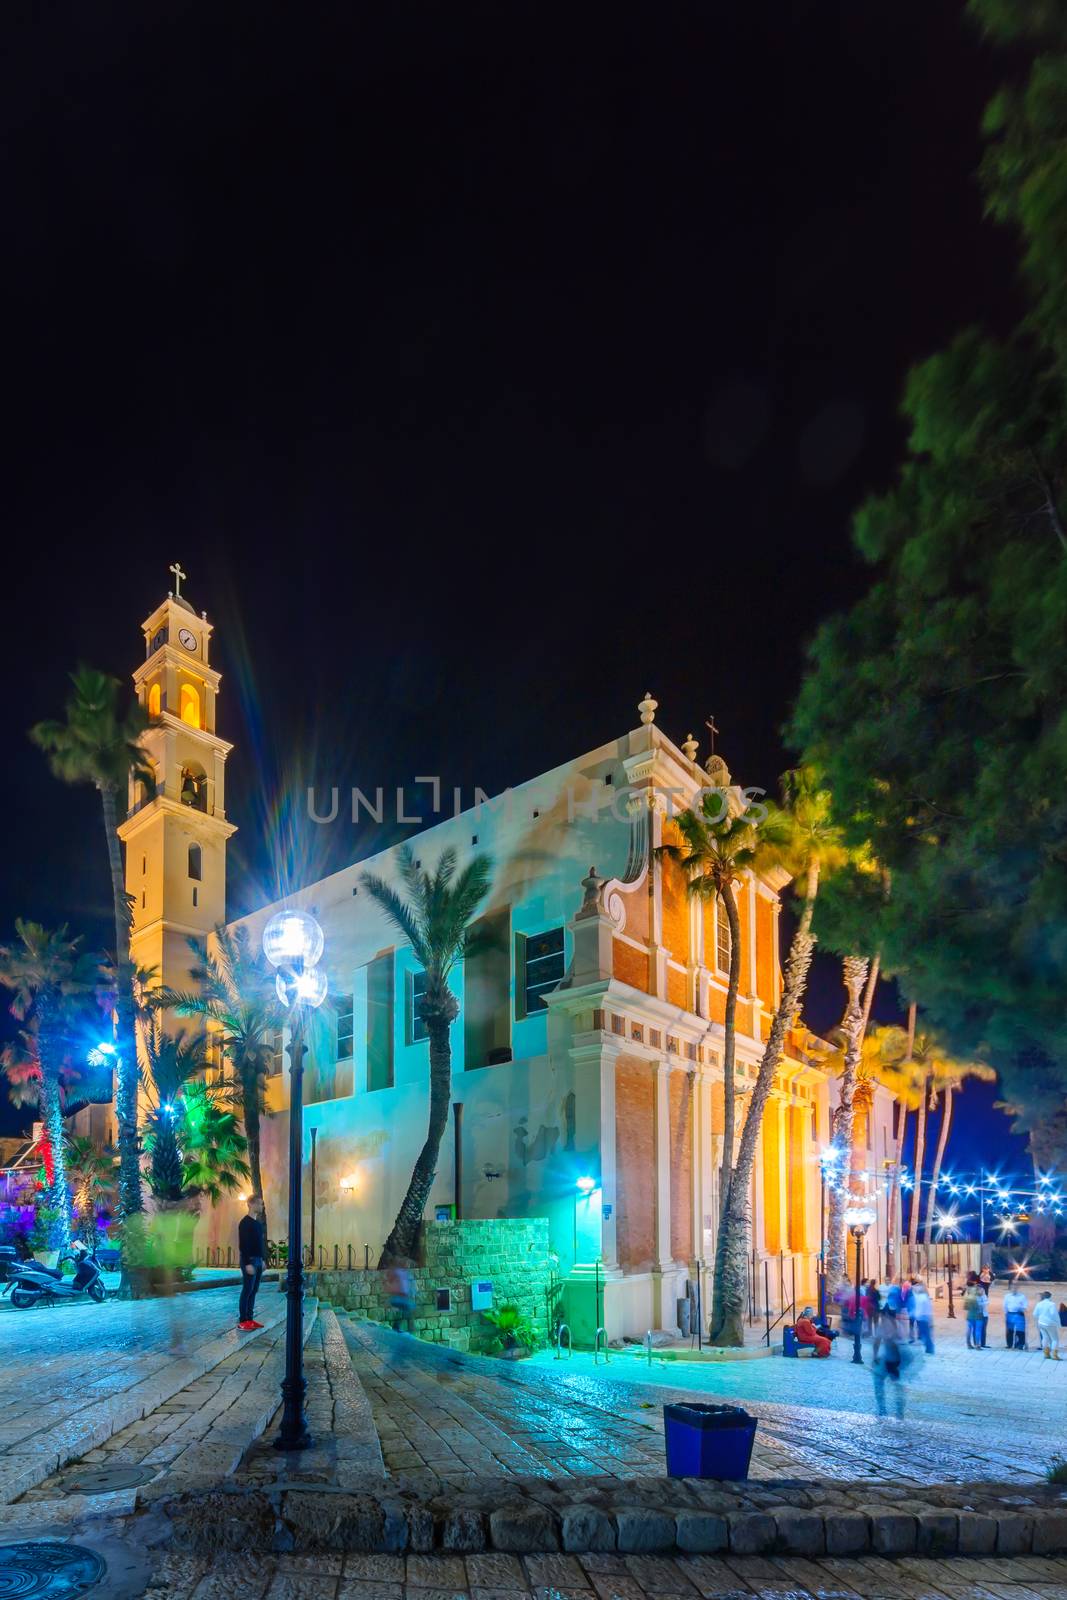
118, 566, 237, 996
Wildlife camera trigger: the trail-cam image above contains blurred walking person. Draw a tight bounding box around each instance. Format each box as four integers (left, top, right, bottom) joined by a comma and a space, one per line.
1004, 1283, 1028, 1350
871, 1309, 909, 1419
912, 1280, 935, 1354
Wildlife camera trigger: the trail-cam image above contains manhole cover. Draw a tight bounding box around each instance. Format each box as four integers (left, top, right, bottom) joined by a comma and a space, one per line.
0, 1540, 106, 1595
59, 1465, 157, 1496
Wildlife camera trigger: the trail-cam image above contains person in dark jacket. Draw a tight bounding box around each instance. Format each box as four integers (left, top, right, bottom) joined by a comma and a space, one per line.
238, 1197, 266, 1329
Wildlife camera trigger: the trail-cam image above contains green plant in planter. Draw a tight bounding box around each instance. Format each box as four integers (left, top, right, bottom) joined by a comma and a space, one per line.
483, 1302, 538, 1354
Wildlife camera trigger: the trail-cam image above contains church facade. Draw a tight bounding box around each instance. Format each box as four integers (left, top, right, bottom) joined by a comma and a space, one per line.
114, 582, 896, 1342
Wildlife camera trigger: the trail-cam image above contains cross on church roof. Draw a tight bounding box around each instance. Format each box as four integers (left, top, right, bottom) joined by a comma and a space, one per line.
704, 714, 720, 757
169, 562, 187, 597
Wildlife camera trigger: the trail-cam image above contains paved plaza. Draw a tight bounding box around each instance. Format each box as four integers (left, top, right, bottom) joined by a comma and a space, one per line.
1, 1282, 1067, 1597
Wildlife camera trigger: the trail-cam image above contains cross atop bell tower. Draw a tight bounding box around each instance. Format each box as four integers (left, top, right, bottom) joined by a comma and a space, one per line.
117, 570, 237, 995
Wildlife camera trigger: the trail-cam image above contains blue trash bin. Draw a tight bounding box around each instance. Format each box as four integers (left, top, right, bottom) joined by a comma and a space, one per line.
663, 1403, 757, 1479
782, 1324, 799, 1357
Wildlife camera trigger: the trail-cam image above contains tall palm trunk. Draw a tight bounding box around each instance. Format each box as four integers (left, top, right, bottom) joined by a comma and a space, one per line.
908, 1073, 930, 1257
922, 1084, 954, 1244
710, 858, 819, 1346
38, 1054, 72, 1254
241, 1066, 267, 1237
708, 881, 742, 1339
824, 956, 870, 1289
885, 1001, 916, 1279
100, 782, 142, 1217
379, 992, 458, 1266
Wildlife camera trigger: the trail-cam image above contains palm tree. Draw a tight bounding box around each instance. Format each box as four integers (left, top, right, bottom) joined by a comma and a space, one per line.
823, 955, 871, 1288
0, 922, 100, 1254
179, 1081, 250, 1205
655, 792, 767, 1337
160, 925, 282, 1230
67, 1135, 117, 1226
920, 1056, 994, 1247
30, 667, 152, 1219
361, 844, 493, 1265
705, 770, 852, 1345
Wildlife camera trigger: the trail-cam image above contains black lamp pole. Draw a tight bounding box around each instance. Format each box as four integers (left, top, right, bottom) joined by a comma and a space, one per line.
851, 1226, 866, 1366
276, 1002, 311, 1451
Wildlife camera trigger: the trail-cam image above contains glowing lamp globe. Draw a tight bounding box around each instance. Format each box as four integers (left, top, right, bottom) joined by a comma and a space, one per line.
844, 1206, 876, 1237
276, 965, 328, 1010
262, 909, 324, 971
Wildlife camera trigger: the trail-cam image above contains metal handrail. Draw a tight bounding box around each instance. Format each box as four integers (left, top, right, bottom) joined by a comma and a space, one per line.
764, 1299, 796, 1347
555, 1323, 572, 1360
645, 1329, 654, 1365
593, 1325, 610, 1364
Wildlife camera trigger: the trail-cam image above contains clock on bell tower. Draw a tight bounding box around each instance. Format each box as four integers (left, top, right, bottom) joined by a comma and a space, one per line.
117, 567, 237, 999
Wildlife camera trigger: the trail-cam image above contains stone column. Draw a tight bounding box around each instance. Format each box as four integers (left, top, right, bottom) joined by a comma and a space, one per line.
652, 1058, 672, 1325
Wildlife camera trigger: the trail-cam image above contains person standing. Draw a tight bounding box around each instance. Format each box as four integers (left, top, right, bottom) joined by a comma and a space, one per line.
1035, 1291, 1061, 1359
976, 1283, 989, 1348
912, 1280, 935, 1354
1003, 1283, 1028, 1350
964, 1280, 983, 1349
238, 1196, 266, 1330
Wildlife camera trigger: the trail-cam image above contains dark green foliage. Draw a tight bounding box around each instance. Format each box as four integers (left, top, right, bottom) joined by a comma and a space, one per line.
790, 13, 1067, 1150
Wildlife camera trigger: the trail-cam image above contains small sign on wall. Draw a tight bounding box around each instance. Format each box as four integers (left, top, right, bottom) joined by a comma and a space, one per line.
602, 1203, 613, 1220
470, 1278, 493, 1311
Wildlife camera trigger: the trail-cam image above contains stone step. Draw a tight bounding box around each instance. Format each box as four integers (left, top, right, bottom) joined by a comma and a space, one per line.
0, 1293, 293, 1506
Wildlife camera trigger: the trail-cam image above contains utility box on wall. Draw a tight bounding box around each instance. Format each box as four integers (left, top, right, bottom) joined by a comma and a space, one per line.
470, 1278, 493, 1311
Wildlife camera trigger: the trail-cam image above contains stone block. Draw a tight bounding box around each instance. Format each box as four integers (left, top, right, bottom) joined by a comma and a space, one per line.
673, 1510, 728, 1554
824, 1511, 869, 1555
727, 1512, 776, 1555
916, 1510, 957, 1555
995, 1512, 1034, 1555
773, 1510, 825, 1556
406, 1505, 436, 1553
613, 1508, 675, 1554
560, 1504, 616, 1553
867, 1509, 916, 1555
956, 1511, 997, 1555
1033, 1511, 1067, 1555
489, 1503, 558, 1552
441, 1508, 487, 1552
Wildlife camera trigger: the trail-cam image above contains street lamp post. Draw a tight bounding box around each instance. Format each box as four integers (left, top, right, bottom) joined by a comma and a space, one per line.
262, 908, 327, 1453
845, 1207, 875, 1366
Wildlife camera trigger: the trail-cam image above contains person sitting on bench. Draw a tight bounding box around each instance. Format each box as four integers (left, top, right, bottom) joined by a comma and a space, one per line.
794, 1306, 833, 1357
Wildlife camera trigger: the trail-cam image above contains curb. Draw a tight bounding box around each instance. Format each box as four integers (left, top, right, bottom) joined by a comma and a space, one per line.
160, 1478, 1067, 1559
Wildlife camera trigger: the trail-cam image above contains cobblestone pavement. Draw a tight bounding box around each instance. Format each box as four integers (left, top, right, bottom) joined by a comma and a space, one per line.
341, 1317, 1059, 1487
145, 1543, 1067, 1598
0, 1281, 286, 1503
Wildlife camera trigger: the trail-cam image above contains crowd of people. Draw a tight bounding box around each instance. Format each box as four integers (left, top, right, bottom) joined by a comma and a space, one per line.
788, 1267, 1067, 1418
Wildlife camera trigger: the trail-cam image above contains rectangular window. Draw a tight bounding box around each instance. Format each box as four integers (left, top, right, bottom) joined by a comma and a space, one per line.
336, 993, 354, 1060
367, 952, 394, 1092
716, 899, 731, 975
407, 970, 428, 1044
518, 926, 564, 1017
269, 1031, 284, 1077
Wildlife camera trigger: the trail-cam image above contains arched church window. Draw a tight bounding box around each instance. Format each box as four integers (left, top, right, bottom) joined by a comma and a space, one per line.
180, 683, 201, 728
147, 682, 161, 718
188, 843, 202, 881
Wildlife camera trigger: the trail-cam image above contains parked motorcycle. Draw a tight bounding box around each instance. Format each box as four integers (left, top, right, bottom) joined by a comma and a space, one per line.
1, 1240, 107, 1308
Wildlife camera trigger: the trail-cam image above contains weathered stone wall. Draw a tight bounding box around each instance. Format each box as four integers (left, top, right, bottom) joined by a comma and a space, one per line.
309, 1217, 555, 1354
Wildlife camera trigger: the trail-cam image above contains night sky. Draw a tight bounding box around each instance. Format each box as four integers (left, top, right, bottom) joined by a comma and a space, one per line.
1, 2, 1027, 1172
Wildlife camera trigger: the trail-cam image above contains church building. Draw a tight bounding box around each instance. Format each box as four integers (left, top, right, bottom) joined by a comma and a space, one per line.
116, 579, 896, 1342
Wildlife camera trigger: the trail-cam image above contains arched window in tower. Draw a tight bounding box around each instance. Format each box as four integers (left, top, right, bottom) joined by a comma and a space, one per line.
148, 682, 161, 718
180, 766, 207, 812
188, 843, 202, 881
179, 683, 201, 728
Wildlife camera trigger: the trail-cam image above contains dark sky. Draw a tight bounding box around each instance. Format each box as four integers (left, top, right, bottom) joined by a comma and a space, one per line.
1, 1, 1028, 1172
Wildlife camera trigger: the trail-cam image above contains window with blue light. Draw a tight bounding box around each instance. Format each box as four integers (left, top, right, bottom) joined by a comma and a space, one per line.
407, 969, 428, 1043
518, 927, 564, 1017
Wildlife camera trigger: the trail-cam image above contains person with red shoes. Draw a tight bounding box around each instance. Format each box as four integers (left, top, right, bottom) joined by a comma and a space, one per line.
237, 1196, 266, 1330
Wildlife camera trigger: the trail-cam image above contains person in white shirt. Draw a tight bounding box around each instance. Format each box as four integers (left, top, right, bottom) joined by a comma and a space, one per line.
1003, 1285, 1028, 1350
1034, 1291, 1061, 1359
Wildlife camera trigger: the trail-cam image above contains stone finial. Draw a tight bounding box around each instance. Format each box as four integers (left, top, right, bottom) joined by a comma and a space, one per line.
638, 691, 658, 726
576, 865, 605, 920
704, 753, 731, 787
681, 732, 699, 764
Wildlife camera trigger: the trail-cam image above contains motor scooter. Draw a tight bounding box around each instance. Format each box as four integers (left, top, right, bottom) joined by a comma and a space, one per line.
1, 1239, 107, 1307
